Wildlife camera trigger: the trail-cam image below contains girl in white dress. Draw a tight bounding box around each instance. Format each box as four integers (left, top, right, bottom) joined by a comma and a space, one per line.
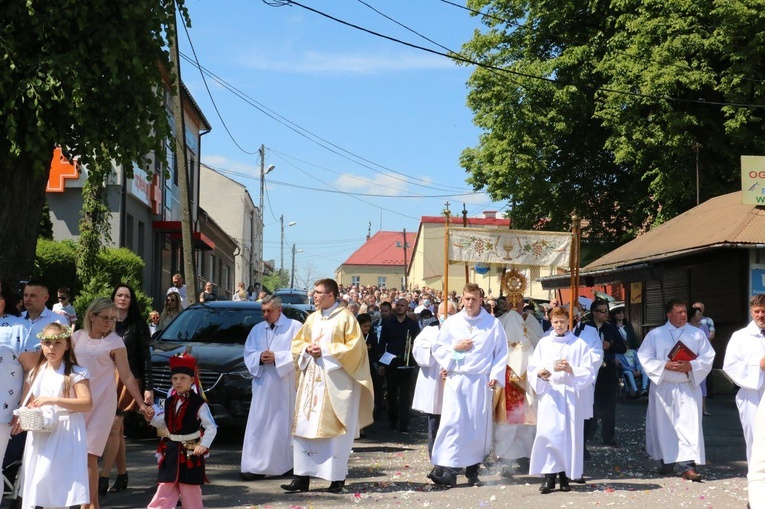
13, 322, 93, 509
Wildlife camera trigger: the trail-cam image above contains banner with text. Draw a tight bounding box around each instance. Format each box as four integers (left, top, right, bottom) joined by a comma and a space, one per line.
741, 155, 765, 205
448, 228, 572, 268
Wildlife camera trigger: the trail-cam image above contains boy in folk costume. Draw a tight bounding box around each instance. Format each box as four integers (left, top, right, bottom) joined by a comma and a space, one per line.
146, 353, 218, 509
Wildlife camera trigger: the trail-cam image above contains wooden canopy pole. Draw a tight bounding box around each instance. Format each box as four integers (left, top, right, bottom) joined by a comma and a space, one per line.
569, 213, 581, 329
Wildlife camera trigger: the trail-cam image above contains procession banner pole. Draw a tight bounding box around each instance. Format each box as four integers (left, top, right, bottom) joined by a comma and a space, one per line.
462, 203, 469, 284
444, 203, 451, 306
569, 213, 579, 330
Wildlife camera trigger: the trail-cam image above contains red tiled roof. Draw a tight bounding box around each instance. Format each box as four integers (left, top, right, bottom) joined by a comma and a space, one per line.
420, 216, 511, 227
342, 231, 416, 266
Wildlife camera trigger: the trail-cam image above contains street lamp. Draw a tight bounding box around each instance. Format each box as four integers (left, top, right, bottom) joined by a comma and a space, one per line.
291, 244, 303, 289
280, 215, 297, 272
258, 144, 275, 281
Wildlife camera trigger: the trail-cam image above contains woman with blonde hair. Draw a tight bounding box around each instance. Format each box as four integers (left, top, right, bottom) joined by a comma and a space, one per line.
159, 291, 182, 330
232, 282, 247, 301
73, 297, 153, 509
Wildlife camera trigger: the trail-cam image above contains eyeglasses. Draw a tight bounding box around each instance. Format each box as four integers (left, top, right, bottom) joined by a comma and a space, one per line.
94, 313, 117, 322
593, 309, 608, 313
57, 296, 67, 300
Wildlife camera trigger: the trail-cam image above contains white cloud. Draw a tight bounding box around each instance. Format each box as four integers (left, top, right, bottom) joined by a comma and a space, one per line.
238, 50, 454, 75
463, 192, 493, 205
334, 172, 410, 195
202, 155, 259, 176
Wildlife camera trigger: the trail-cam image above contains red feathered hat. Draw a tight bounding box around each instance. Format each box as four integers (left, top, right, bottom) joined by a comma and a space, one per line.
169, 353, 197, 377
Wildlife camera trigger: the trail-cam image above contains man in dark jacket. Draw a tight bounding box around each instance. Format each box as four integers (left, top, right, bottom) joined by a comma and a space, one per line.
586, 299, 627, 447
379, 298, 420, 432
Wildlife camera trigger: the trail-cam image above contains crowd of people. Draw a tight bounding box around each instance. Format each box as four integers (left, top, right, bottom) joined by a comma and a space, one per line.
0, 279, 185, 509
4, 274, 765, 509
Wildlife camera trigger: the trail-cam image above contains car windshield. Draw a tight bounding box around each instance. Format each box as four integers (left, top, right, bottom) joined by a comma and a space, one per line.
157, 305, 307, 344
278, 293, 308, 305
159, 307, 262, 344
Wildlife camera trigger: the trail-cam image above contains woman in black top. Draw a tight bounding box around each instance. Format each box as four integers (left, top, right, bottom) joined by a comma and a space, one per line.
98, 283, 153, 495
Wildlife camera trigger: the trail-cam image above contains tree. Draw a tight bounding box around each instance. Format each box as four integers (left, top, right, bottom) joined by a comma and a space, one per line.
459, 0, 765, 251
262, 271, 289, 293
0, 1, 184, 285
295, 261, 320, 291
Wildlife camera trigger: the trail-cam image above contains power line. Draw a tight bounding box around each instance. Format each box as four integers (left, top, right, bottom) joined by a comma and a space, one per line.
178, 53, 469, 192
269, 148, 456, 197
204, 161, 481, 199
180, 18, 259, 155
436, 0, 765, 85
268, 0, 765, 109
263, 154, 420, 220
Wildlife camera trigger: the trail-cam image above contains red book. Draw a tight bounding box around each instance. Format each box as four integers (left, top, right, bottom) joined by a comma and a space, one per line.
668, 340, 697, 362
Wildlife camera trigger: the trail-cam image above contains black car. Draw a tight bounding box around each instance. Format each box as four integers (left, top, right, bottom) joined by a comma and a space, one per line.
273, 288, 315, 312
150, 301, 308, 426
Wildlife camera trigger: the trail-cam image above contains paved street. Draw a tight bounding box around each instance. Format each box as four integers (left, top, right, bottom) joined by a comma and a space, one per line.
94, 394, 748, 509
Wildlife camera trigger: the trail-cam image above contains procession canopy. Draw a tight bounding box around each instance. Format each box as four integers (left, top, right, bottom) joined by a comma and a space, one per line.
448, 227, 572, 268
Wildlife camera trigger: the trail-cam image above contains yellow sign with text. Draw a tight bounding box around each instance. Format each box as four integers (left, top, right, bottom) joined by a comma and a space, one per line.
630, 282, 642, 304
741, 156, 765, 205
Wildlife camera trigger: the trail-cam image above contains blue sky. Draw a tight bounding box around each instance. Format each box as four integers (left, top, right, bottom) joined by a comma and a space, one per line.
179, 0, 507, 282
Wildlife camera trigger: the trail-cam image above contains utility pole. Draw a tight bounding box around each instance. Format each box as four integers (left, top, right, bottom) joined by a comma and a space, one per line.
402, 228, 408, 290
280, 214, 284, 272
168, 1, 196, 292
291, 244, 298, 288
259, 144, 275, 285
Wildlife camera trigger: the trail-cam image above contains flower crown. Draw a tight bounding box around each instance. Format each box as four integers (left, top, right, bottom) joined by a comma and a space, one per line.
37, 329, 72, 341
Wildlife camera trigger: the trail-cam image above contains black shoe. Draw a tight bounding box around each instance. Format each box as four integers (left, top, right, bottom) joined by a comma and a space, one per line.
465, 464, 483, 487
559, 472, 571, 492
571, 477, 586, 484
499, 464, 514, 479
98, 476, 109, 497
428, 467, 456, 487
657, 463, 674, 475
466, 475, 484, 487
281, 469, 294, 477
109, 472, 128, 493
240, 472, 266, 481
540, 474, 556, 494
327, 480, 345, 493
281, 476, 310, 492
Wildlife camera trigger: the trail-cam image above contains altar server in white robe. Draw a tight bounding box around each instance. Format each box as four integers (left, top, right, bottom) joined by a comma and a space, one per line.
638, 299, 714, 482
528, 306, 595, 494
572, 318, 603, 462
281, 278, 374, 494
241, 295, 302, 479
748, 395, 765, 509
412, 300, 456, 458
723, 293, 765, 465
428, 283, 508, 488
493, 299, 543, 477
